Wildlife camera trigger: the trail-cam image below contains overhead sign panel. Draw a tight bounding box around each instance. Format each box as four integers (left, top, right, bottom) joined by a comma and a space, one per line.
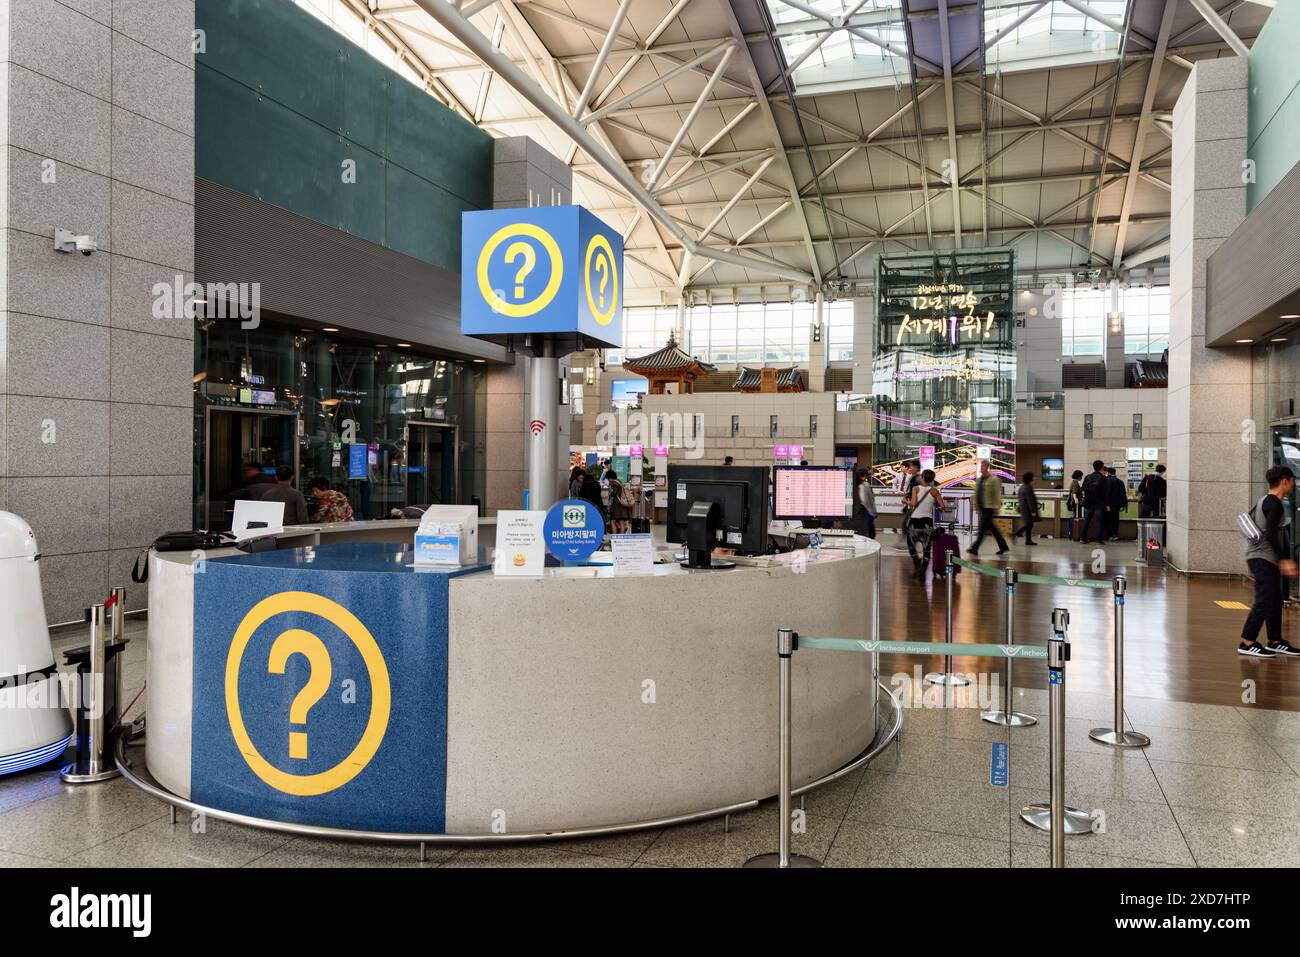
460, 205, 623, 348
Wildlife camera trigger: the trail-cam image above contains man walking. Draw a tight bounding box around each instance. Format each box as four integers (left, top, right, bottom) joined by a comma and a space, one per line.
968, 460, 1009, 556
1239, 465, 1299, 657
900, 460, 920, 559
1079, 460, 1107, 545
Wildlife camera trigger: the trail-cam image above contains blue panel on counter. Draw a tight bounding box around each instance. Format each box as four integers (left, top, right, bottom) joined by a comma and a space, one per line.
191, 542, 477, 833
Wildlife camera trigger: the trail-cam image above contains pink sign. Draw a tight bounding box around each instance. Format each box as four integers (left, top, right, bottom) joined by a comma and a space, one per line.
629, 444, 643, 458
653, 446, 668, 457
774, 445, 789, 459
789, 445, 804, 460
919, 445, 935, 471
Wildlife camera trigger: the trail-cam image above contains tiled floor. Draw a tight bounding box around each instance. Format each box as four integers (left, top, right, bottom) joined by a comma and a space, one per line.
1, 539, 1298, 868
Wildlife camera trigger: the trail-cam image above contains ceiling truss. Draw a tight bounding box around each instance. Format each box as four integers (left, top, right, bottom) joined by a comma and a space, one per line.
347, 0, 1271, 296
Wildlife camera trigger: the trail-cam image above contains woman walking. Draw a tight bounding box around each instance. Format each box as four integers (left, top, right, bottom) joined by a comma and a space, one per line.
906, 469, 944, 579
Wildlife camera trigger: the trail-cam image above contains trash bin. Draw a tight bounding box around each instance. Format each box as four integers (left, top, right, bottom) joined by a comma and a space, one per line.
1136, 519, 1165, 565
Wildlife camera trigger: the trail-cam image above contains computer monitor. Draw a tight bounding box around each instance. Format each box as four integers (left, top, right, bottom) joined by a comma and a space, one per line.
666, 464, 770, 568
232, 499, 285, 540
772, 466, 854, 521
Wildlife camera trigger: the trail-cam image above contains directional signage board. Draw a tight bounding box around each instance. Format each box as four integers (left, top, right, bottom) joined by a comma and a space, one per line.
460, 205, 623, 348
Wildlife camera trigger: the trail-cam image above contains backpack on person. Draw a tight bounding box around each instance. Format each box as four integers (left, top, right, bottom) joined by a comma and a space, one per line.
615, 480, 636, 509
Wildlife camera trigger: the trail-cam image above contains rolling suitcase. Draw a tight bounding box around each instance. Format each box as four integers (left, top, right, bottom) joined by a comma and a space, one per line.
932, 527, 961, 577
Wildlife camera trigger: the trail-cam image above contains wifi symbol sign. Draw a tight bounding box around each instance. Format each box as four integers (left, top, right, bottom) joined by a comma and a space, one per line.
529, 419, 546, 437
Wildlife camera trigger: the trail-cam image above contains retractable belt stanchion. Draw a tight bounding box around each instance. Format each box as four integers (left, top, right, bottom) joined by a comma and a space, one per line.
925, 553, 972, 688
1020, 606, 1092, 836
1089, 575, 1151, 748
744, 628, 821, 869
60, 602, 120, 784
1045, 608, 1070, 867
981, 568, 1036, 727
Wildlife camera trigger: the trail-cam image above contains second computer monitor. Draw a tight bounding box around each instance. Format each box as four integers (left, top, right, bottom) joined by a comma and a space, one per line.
665, 464, 770, 555
772, 466, 855, 522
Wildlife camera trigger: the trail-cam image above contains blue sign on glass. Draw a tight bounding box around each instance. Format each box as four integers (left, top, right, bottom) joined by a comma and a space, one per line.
543, 498, 606, 563
991, 742, 1008, 787
460, 205, 623, 348
348, 444, 367, 480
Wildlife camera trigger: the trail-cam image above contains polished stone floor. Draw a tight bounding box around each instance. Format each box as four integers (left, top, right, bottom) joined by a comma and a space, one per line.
0, 532, 1297, 868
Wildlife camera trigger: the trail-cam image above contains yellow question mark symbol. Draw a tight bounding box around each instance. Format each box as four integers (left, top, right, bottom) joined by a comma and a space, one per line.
595, 253, 609, 310
268, 629, 333, 761
504, 240, 536, 300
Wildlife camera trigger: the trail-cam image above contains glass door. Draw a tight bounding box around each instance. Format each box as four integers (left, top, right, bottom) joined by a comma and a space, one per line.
405, 422, 458, 508
205, 407, 300, 530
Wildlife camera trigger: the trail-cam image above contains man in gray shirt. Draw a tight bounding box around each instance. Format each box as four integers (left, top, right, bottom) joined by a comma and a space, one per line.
260, 465, 309, 527
1240, 465, 1298, 658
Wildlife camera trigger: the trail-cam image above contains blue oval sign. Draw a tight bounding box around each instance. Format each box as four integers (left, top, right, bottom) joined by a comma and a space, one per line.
543, 498, 605, 562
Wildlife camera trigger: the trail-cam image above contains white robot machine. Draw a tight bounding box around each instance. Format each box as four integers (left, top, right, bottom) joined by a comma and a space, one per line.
0, 512, 73, 774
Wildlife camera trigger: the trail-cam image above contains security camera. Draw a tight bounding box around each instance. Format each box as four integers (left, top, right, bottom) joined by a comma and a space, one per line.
54, 228, 98, 256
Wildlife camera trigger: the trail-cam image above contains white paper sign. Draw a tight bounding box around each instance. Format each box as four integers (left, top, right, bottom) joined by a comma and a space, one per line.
610, 533, 655, 577
494, 510, 546, 577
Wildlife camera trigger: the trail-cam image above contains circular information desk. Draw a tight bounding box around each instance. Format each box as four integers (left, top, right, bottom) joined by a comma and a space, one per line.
140, 523, 885, 841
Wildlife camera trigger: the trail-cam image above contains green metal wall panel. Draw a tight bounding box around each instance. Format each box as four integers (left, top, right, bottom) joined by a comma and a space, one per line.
195, 0, 492, 271
387, 76, 493, 209
1247, 0, 1300, 211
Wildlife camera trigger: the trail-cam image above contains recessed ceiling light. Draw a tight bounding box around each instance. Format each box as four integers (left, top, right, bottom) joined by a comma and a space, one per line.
1271, 338, 1288, 343
1281, 314, 1300, 320
472, 358, 486, 363
1235, 338, 1253, 343
396, 343, 412, 348
322, 327, 339, 332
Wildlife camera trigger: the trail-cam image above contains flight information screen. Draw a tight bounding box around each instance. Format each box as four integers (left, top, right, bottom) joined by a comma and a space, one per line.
773, 467, 854, 520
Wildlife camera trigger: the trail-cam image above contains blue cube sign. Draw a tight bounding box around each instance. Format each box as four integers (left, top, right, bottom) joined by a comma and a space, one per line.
460, 206, 623, 347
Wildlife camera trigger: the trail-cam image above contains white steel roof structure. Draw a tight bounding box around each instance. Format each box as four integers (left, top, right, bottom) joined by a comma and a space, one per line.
316, 0, 1275, 300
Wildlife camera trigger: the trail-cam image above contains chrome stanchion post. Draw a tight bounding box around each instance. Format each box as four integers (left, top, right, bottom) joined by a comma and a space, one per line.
1048, 609, 1068, 867
1090, 575, 1150, 748
981, 568, 1036, 727
926, 553, 972, 688
872, 565, 881, 736
1021, 607, 1092, 836
744, 628, 821, 869
60, 602, 120, 783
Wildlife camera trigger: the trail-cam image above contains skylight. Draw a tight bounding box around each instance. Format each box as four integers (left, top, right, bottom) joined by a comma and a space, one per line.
765, 0, 1126, 94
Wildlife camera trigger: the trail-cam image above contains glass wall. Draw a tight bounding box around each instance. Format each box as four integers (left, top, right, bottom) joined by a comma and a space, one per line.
193, 315, 486, 528
609, 299, 854, 365
1060, 284, 1170, 357
1250, 332, 1300, 569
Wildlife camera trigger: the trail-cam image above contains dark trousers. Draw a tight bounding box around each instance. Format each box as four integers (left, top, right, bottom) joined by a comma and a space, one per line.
971, 507, 1008, 553
1081, 506, 1105, 542
1242, 559, 1284, 645
1016, 516, 1037, 541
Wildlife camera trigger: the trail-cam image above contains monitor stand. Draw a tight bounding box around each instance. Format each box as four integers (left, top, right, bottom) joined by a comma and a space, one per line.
682, 500, 736, 570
